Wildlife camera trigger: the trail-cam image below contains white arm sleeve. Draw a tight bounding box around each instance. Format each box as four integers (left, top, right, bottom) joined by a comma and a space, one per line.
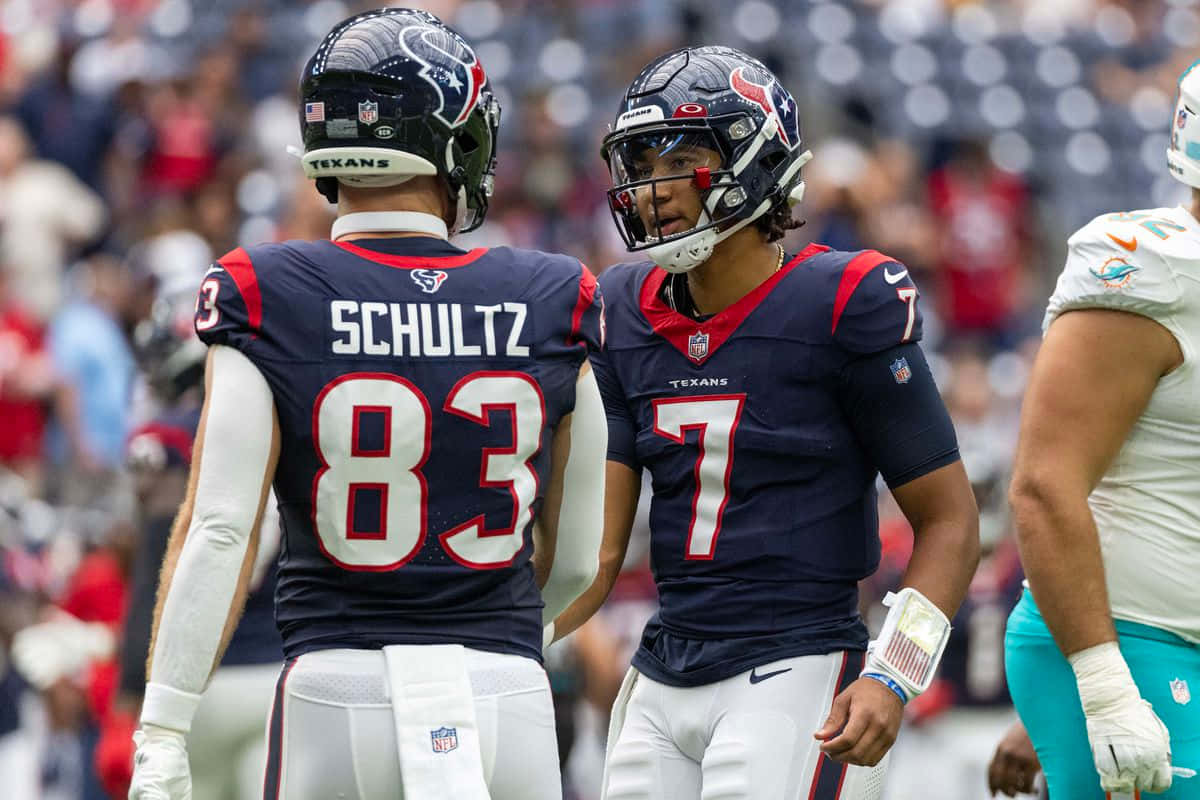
141, 345, 275, 733
540, 367, 606, 624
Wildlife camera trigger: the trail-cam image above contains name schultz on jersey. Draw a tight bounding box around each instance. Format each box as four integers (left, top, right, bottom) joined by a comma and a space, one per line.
329, 299, 529, 357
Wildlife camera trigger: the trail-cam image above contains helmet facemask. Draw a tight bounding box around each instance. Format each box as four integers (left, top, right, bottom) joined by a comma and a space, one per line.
603, 112, 811, 273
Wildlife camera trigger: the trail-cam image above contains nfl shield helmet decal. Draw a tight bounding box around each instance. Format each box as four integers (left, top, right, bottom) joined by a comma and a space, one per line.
688, 331, 709, 362
358, 100, 379, 124
890, 357, 912, 384
411, 269, 448, 293
1171, 678, 1191, 705
430, 726, 458, 753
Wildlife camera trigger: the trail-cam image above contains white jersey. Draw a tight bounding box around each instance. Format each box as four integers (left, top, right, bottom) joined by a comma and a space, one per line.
1045, 205, 1200, 643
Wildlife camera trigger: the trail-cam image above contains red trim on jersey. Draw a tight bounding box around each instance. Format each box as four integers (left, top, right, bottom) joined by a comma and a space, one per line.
217, 247, 263, 332
638, 243, 831, 364
569, 263, 598, 345
438, 371, 546, 570
332, 240, 488, 269
129, 422, 195, 464
830, 250, 893, 336
346, 483, 389, 540
350, 405, 392, 457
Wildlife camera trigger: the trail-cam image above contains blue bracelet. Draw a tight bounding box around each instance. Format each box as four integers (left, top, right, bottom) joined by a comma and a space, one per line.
862, 672, 909, 705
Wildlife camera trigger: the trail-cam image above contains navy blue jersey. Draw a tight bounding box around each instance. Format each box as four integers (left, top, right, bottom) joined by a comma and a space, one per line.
194, 235, 602, 663
592, 244, 958, 686
120, 405, 280, 698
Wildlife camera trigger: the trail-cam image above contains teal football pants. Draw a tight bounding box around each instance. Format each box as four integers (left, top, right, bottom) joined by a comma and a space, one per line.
1005, 589, 1200, 799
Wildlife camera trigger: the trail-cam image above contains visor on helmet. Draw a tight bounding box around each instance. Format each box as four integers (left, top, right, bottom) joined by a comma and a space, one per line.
602, 124, 741, 251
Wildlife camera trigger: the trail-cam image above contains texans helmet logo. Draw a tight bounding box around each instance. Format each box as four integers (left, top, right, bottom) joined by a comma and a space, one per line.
729, 67, 799, 148
399, 25, 486, 128
411, 269, 449, 293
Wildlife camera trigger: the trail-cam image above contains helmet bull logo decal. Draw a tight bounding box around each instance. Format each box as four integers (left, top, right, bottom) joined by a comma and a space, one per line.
729, 67, 797, 148
399, 26, 486, 128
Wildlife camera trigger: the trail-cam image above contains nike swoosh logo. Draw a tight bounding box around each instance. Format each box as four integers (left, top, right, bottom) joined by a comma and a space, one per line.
748, 666, 792, 684
1107, 233, 1138, 252
883, 267, 908, 284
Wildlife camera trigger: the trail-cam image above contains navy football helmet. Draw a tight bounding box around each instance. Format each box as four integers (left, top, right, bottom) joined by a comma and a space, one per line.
601, 47, 812, 272
299, 8, 500, 232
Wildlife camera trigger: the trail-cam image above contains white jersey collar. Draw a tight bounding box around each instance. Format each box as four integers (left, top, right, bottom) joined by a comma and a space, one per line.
331, 211, 449, 241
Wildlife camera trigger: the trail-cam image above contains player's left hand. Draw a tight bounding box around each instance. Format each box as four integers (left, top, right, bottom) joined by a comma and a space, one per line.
129, 724, 192, 800
814, 676, 904, 766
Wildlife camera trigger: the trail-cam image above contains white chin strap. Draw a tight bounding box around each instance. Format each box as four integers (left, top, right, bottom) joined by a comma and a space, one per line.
646, 150, 812, 274
331, 211, 449, 240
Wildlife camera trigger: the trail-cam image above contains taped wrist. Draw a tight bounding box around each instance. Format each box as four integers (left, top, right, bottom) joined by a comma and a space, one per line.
140, 682, 202, 734
862, 587, 951, 700
1069, 641, 1140, 715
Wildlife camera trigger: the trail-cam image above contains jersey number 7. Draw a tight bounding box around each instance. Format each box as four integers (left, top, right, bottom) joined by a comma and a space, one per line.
311, 372, 543, 571
652, 394, 746, 560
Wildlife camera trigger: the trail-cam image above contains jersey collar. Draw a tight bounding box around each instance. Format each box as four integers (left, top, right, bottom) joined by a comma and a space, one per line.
331, 211, 449, 241
638, 243, 830, 365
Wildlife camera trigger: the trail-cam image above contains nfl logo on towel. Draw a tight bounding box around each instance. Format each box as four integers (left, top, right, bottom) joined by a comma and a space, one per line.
890, 357, 912, 384
430, 726, 458, 753
359, 100, 379, 124
688, 331, 709, 362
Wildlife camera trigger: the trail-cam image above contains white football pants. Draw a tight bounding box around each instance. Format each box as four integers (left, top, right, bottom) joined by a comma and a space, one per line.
603, 650, 889, 800
189, 661, 279, 800
261, 647, 561, 800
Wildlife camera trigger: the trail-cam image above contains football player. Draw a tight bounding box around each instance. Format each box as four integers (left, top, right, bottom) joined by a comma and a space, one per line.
127, 9, 606, 800
553, 46, 980, 799
94, 247, 283, 800
1000, 62, 1200, 799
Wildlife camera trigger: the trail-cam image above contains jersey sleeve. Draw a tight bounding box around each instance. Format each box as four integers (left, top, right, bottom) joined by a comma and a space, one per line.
836, 342, 960, 489
193, 246, 264, 352
591, 269, 639, 470
1044, 214, 1183, 331
830, 250, 924, 354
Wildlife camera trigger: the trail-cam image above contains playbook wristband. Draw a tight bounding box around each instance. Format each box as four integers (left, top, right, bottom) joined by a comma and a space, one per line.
863, 587, 951, 700
140, 682, 203, 734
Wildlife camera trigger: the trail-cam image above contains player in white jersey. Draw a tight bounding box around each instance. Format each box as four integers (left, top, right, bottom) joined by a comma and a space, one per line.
996, 63, 1200, 799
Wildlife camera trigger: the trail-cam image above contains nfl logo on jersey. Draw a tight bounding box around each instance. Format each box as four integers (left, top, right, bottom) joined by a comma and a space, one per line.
430, 726, 458, 753
688, 331, 709, 362
890, 357, 912, 384
358, 100, 379, 124
1171, 678, 1191, 705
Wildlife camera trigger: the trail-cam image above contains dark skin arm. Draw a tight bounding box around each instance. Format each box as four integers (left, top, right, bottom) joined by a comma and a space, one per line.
815, 459, 980, 766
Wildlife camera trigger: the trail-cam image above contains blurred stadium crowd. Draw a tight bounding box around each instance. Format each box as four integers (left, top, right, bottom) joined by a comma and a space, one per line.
0, 0, 1194, 798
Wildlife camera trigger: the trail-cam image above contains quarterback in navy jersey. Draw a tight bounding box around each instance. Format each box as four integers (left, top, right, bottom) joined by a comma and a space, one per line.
129, 10, 607, 800
553, 47, 979, 800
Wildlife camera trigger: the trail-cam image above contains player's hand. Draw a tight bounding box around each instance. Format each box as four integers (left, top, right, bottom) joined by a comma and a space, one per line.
987, 719, 1040, 797
1084, 696, 1172, 794
813, 676, 904, 766
1072, 642, 1172, 794
129, 724, 192, 800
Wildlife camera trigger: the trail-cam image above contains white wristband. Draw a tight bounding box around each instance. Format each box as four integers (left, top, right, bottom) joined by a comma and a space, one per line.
1069, 641, 1139, 715
140, 681, 203, 734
